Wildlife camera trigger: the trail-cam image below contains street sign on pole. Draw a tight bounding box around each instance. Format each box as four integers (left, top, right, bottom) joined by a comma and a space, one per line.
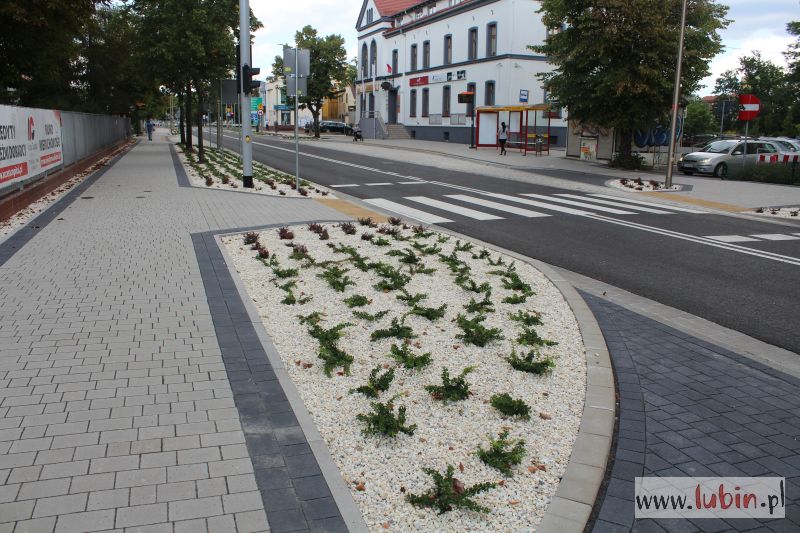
283, 46, 310, 191
738, 94, 761, 121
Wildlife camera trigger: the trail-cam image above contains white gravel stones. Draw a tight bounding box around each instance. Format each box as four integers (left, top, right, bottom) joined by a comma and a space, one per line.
609, 178, 680, 192
176, 146, 332, 199
222, 223, 586, 532
748, 206, 800, 219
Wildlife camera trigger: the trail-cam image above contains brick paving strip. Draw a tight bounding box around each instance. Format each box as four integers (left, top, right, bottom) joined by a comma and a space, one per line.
0, 137, 363, 532
582, 293, 800, 533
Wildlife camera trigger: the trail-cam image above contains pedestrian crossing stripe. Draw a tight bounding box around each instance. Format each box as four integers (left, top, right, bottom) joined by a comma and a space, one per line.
706, 234, 800, 242
588, 193, 707, 214
362, 192, 709, 224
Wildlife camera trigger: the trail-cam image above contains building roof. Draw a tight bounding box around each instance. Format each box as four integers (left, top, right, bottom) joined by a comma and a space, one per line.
374, 0, 423, 17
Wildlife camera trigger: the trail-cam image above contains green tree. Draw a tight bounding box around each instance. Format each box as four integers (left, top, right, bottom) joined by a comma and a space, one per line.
786, 21, 800, 99
683, 99, 716, 137
274, 26, 349, 138
532, 0, 729, 158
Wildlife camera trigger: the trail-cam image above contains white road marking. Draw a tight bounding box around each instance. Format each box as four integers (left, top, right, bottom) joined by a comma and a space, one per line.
399, 181, 426, 184
588, 193, 707, 213
444, 195, 551, 217
705, 235, 761, 243
365, 182, 393, 186
404, 197, 504, 220
363, 198, 453, 224
521, 194, 637, 214
555, 194, 675, 214
483, 193, 592, 215
750, 234, 800, 241
218, 133, 800, 266
330, 184, 360, 188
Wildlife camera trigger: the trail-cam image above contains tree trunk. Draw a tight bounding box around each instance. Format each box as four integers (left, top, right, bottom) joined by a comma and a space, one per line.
618, 129, 633, 158
197, 90, 204, 164
311, 107, 320, 139
178, 93, 186, 145
185, 85, 193, 151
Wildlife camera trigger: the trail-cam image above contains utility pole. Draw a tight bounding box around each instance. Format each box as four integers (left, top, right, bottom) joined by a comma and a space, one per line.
665, 0, 688, 189
294, 47, 300, 191
239, 0, 254, 188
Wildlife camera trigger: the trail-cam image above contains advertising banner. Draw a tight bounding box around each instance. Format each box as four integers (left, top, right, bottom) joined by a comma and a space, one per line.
0, 105, 63, 189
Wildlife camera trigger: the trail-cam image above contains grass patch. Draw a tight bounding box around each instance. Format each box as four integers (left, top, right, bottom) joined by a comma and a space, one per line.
455, 314, 504, 347
489, 393, 531, 420
477, 430, 526, 476
406, 464, 496, 514
425, 366, 475, 402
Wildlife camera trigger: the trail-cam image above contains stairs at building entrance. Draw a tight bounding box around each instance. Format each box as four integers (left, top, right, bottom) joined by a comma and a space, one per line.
385, 124, 411, 140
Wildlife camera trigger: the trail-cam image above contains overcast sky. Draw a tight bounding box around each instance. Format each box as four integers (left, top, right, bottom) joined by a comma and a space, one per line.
250, 0, 799, 96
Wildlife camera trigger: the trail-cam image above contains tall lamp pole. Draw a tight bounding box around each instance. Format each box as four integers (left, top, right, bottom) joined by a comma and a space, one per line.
239, 0, 254, 187
665, 0, 688, 189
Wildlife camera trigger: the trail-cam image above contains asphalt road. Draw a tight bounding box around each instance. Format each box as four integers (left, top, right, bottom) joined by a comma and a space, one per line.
213, 132, 800, 354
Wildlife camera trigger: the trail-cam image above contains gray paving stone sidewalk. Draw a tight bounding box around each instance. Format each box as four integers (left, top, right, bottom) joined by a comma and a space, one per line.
583, 292, 800, 533
0, 137, 348, 532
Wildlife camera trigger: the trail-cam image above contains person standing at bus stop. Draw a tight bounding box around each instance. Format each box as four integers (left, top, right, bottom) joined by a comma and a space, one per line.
498, 122, 508, 155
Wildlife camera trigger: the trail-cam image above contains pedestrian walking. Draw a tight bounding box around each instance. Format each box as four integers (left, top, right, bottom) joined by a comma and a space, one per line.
498, 122, 508, 155
146, 119, 154, 141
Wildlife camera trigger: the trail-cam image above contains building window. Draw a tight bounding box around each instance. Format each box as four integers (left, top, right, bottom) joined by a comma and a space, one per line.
392, 49, 398, 75
369, 40, 377, 77
486, 23, 497, 57
422, 88, 429, 117
368, 92, 374, 113
366, 8, 373, 24
443, 35, 452, 65
442, 86, 451, 117
422, 41, 430, 69
415, 9, 423, 20
410, 89, 417, 117
468, 28, 478, 61
361, 43, 368, 78
466, 82, 476, 117
410, 44, 418, 71
484, 81, 495, 106
427, 5, 436, 15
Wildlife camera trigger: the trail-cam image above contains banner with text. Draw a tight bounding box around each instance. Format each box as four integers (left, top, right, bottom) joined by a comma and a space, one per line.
0, 105, 63, 189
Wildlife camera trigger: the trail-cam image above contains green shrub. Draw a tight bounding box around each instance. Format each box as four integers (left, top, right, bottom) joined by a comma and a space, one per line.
489, 393, 531, 420
356, 396, 417, 437
476, 430, 526, 476
396, 291, 427, 306
371, 317, 416, 341
350, 366, 395, 398
517, 327, 557, 348
318, 265, 355, 292
505, 348, 555, 375
307, 322, 354, 376
425, 366, 475, 402
455, 314, 504, 347
406, 464, 496, 514
344, 295, 370, 308
386, 248, 420, 265
352, 309, 389, 322
389, 343, 432, 370
409, 303, 447, 321
464, 293, 494, 314
609, 152, 649, 170
508, 310, 542, 327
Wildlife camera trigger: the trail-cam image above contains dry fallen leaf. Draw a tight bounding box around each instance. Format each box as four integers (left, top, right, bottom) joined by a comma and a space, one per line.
419, 438, 427, 443
458, 462, 464, 473
381, 523, 390, 529
452, 478, 465, 495
498, 480, 505, 486
355, 483, 366, 491
528, 466, 537, 473
539, 412, 552, 420
508, 499, 520, 505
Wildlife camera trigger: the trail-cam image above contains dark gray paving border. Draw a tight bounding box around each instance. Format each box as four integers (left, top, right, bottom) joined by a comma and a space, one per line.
192, 224, 369, 533
0, 141, 137, 267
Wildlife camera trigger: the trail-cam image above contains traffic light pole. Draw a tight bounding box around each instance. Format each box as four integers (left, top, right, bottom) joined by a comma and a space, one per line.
239, 0, 254, 188
665, 0, 688, 189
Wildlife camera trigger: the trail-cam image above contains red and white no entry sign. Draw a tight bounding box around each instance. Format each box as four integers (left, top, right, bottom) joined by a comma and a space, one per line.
738, 94, 761, 121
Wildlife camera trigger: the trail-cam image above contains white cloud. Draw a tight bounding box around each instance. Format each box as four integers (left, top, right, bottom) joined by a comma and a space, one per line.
249, 0, 361, 76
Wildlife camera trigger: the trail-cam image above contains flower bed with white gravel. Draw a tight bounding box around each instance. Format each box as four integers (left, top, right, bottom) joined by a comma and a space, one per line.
176, 145, 332, 198
609, 177, 681, 191
749, 206, 800, 219
222, 220, 586, 532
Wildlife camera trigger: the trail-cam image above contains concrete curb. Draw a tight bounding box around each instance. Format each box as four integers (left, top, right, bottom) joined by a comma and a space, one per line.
213, 227, 370, 533
334, 191, 615, 533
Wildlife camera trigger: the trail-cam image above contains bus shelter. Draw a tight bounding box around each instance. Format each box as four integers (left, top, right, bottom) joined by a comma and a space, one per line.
475, 104, 552, 155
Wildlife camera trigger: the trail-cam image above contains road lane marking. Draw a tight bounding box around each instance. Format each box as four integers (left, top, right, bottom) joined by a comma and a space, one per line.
330, 184, 360, 188
705, 235, 761, 243
365, 182, 394, 186
444, 195, 551, 218
399, 181, 426, 184
363, 199, 453, 224
521, 194, 637, 215
555, 194, 675, 214
219, 134, 800, 266
588, 193, 707, 213
404, 197, 504, 220
749, 234, 800, 241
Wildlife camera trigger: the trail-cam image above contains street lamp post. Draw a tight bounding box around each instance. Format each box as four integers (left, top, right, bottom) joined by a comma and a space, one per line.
665, 0, 688, 189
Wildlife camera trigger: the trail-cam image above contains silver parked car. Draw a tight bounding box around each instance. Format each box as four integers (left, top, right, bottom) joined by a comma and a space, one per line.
678, 139, 782, 178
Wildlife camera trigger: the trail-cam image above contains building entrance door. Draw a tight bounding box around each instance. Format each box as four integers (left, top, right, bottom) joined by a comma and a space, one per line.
387, 90, 397, 124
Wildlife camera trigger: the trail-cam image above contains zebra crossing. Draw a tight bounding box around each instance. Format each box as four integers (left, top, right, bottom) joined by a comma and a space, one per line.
363, 192, 706, 223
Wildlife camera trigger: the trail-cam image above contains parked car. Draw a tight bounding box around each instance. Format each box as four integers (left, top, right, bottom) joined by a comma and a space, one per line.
678, 139, 783, 178
304, 121, 353, 135
761, 137, 800, 155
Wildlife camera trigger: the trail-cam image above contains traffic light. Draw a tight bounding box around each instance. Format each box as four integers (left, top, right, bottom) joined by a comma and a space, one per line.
242, 65, 261, 96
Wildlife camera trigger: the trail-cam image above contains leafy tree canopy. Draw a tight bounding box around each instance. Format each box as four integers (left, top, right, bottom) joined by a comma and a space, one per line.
532, 0, 729, 155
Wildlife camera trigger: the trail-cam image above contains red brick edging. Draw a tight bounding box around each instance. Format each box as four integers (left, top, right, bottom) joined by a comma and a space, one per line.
0, 139, 134, 222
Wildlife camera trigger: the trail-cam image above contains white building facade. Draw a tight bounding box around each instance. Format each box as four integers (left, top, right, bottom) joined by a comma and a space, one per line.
355, 0, 567, 145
